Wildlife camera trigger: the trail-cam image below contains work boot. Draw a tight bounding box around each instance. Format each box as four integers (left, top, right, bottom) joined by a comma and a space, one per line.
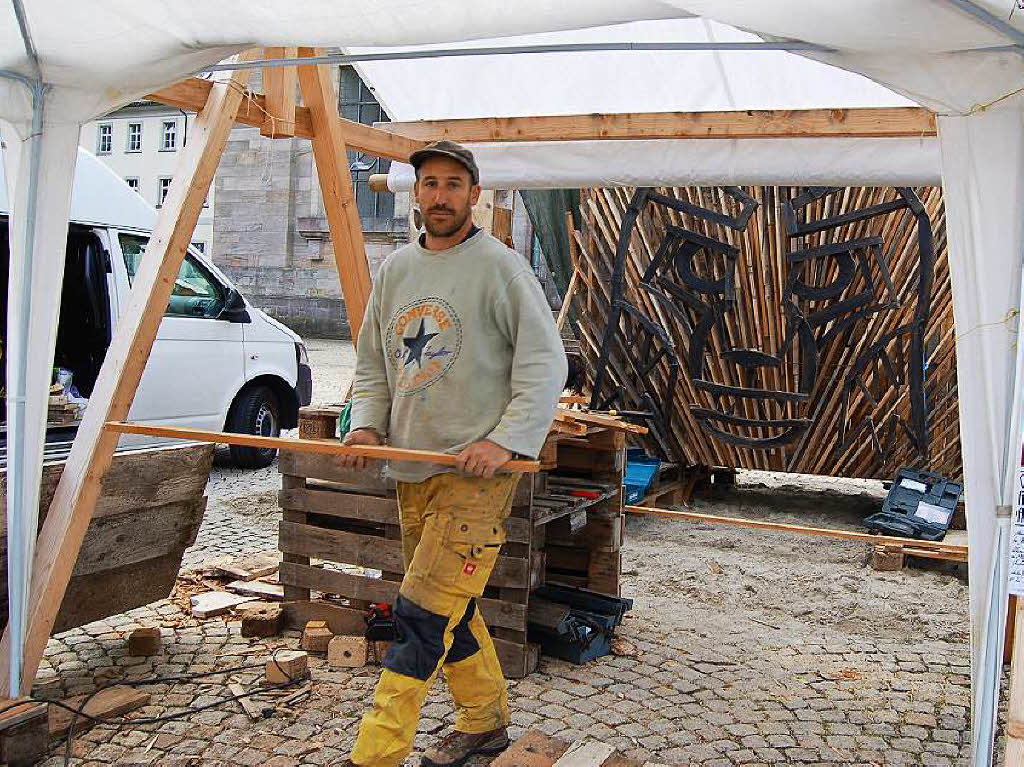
421, 727, 510, 766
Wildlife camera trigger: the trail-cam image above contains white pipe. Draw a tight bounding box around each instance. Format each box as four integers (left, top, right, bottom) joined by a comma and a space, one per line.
198, 40, 836, 73
2, 73, 44, 698
5, 0, 46, 698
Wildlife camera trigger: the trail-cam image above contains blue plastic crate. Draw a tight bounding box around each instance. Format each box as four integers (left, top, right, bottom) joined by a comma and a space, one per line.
624, 450, 661, 504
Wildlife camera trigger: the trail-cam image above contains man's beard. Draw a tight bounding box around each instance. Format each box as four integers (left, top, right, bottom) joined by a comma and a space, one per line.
423, 205, 472, 238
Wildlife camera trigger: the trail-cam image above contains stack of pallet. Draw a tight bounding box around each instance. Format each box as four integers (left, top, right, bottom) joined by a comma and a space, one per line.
277, 405, 637, 678
540, 426, 629, 597
47, 385, 83, 425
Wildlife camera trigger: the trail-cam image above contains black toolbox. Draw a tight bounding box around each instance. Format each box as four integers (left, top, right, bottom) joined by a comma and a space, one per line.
527, 583, 632, 664
864, 467, 962, 542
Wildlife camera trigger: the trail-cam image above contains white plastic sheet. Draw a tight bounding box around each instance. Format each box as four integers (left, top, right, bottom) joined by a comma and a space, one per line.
349, 19, 913, 121
1, 3, 1023, 758
1, 120, 79, 694
936, 98, 1024, 761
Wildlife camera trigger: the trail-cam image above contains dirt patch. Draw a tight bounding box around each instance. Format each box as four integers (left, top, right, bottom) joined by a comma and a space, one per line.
622, 471, 969, 649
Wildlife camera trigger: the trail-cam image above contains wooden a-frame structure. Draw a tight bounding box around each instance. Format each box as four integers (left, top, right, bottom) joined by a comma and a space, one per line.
0, 45, 939, 708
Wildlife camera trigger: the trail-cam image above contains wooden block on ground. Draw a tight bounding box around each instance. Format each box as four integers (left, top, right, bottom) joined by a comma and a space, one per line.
328, 635, 369, 668
0, 703, 48, 767
191, 591, 255, 618
491, 730, 645, 767
227, 682, 271, 721
226, 579, 285, 601
49, 687, 150, 738
301, 620, 334, 653
370, 640, 393, 665
212, 552, 280, 581
266, 650, 309, 684
553, 741, 616, 766
126, 627, 162, 656
239, 603, 284, 638
490, 729, 569, 767
872, 545, 905, 571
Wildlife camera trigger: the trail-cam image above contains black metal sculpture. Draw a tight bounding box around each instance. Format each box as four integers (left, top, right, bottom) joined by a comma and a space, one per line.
589, 184, 936, 466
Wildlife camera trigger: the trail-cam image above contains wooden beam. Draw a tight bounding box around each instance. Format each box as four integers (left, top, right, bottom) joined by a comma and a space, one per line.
556, 267, 579, 332
148, 78, 425, 161
378, 107, 937, 143
0, 53, 256, 698
625, 504, 968, 558
104, 421, 541, 473
1006, 597, 1024, 765
260, 47, 297, 138
296, 48, 373, 341
558, 408, 648, 434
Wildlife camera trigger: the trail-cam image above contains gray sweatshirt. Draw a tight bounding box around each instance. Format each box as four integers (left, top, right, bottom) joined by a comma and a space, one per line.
350, 229, 568, 483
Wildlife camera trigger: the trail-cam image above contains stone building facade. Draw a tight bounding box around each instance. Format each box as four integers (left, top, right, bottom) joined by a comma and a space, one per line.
212, 67, 552, 339
213, 67, 410, 339
213, 127, 409, 338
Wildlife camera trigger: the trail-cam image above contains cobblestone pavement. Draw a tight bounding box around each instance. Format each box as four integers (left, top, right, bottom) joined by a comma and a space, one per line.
29, 340, 992, 765
33, 575, 980, 767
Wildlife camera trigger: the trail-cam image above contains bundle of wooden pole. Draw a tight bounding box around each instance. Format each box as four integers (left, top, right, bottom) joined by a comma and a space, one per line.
567, 186, 960, 481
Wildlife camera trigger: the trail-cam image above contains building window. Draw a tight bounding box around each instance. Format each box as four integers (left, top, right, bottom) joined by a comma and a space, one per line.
125, 177, 140, 193
192, 241, 206, 253
96, 124, 112, 154
161, 120, 177, 151
126, 122, 142, 152
157, 177, 172, 206
338, 67, 396, 231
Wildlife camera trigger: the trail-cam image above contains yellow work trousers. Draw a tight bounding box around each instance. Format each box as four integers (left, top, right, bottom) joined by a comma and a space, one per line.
350, 471, 519, 767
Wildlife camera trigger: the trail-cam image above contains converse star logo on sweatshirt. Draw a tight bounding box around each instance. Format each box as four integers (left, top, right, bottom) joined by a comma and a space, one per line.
386, 297, 464, 395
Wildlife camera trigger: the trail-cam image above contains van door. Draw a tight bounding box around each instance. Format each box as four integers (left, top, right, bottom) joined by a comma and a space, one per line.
111, 231, 246, 430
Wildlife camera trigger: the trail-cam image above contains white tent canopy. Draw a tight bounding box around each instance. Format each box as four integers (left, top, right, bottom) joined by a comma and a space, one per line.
2, 3, 1023, 763
357, 19, 939, 189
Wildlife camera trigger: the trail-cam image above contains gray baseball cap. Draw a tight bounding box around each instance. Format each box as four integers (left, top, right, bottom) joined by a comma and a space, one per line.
409, 140, 480, 185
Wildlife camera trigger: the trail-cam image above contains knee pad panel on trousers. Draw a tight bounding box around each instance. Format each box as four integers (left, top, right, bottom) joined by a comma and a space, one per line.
384, 594, 449, 681
446, 599, 481, 664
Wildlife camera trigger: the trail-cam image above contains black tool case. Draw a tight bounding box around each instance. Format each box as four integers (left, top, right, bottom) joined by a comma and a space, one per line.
527, 583, 633, 664
864, 468, 963, 542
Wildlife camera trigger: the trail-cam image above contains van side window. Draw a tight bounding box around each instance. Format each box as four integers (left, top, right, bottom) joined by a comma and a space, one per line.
119, 233, 227, 319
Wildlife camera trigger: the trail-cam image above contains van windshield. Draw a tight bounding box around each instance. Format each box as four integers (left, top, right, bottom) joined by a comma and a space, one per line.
119, 233, 226, 319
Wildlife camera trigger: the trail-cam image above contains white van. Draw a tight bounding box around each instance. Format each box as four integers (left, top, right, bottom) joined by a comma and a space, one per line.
0, 147, 312, 467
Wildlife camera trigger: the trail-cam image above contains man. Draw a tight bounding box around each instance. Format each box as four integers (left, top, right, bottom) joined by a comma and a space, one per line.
340, 140, 567, 767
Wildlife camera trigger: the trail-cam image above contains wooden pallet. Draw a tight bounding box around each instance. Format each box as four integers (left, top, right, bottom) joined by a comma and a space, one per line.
541, 428, 626, 597
280, 407, 632, 676
870, 530, 968, 570
277, 453, 542, 678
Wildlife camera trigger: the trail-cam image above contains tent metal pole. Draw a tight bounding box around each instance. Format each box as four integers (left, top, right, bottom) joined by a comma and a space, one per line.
976, 514, 1011, 767
3, 0, 46, 698
198, 40, 836, 73
942, 0, 1024, 51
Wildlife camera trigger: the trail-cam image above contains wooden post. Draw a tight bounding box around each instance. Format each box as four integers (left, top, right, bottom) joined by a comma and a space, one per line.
0, 54, 255, 698
472, 189, 497, 232
296, 48, 372, 342
260, 47, 298, 138
1007, 597, 1024, 764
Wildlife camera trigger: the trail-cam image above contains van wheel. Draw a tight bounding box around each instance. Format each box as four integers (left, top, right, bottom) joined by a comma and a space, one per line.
227, 385, 280, 469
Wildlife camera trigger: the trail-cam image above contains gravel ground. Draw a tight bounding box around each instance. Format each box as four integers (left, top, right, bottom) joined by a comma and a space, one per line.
184, 338, 358, 568
35, 338, 991, 766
